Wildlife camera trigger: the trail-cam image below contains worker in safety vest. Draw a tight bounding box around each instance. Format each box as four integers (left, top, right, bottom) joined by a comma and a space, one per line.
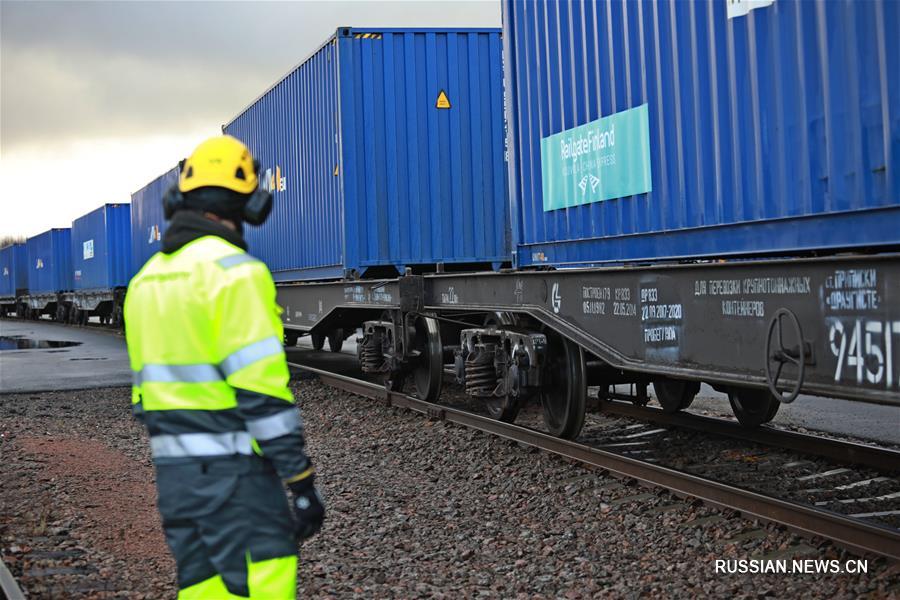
124, 135, 324, 599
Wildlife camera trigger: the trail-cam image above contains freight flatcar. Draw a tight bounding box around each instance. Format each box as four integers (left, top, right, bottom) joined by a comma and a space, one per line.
223, 26, 509, 351
7, 2, 898, 440
269, 1, 900, 437
68, 203, 131, 326
9, 165, 173, 326
0, 243, 27, 316
21, 228, 73, 321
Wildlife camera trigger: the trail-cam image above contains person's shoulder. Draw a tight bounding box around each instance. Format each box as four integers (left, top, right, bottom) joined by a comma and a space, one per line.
214, 251, 264, 272
191, 238, 270, 287
178, 236, 259, 270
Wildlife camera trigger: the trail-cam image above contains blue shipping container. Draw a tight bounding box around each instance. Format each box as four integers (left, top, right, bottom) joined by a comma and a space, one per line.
504, 0, 900, 267
0, 243, 28, 298
225, 27, 509, 281
26, 229, 73, 293
71, 204, 132, 291
130, 167, 178, 277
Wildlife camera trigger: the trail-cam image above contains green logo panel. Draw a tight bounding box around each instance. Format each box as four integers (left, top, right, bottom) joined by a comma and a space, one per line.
540, 104, 652, 212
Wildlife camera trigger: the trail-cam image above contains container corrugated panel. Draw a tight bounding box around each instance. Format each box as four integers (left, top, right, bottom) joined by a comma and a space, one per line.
0, 243, 27, 298
225, 27, 509, 281
71, 204, 132, 290
130, 167, 178, 277
26, 229, 73, 293
504, 0, 900, 267
226, 35, 343, 280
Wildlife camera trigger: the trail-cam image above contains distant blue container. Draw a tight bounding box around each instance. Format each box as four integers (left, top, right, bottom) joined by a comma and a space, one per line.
504, 0, 900, 266
0, 243, 27, 298
225, 27, 509, 281
26, 229, 73, 293
131, 167, 178, 276
71, 204, 132, 291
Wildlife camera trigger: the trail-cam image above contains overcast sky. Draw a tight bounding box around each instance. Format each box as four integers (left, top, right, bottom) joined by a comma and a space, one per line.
0, 0, 500, 238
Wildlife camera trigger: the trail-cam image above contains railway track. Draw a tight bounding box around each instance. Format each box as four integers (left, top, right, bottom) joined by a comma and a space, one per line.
595, 398, 900, 472
0, 556, 25, 600
288, 360, 900, 562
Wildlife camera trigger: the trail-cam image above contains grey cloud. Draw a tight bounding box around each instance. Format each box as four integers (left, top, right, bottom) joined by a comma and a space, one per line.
1, 0, 500, 150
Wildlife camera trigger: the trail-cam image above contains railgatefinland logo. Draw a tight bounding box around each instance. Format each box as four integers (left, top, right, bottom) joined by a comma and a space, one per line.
35, 258, 44, 269
148, 225, 161, 244
262, 165, 287, 193
540, 104, 652, 211
2, 267, 8, 276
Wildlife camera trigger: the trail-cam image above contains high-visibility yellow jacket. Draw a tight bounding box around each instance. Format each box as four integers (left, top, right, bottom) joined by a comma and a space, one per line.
124, 234, 309, 480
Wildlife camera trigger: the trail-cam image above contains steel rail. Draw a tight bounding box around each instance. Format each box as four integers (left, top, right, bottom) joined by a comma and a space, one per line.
597, 399, 900, 471
0, 556, 25, 600
289, 361, 900, 562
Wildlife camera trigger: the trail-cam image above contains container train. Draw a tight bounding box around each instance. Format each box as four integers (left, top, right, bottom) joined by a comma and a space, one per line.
3, 2, 898, 439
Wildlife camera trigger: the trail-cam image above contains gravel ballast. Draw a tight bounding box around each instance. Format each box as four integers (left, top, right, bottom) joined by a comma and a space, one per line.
1, 381, 898, 598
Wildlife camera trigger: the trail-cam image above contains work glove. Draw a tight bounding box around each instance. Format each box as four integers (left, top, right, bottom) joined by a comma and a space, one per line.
288, 475, 325, 541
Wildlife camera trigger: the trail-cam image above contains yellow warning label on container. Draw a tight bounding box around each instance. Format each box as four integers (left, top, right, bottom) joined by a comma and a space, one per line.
436, 90, 451, 109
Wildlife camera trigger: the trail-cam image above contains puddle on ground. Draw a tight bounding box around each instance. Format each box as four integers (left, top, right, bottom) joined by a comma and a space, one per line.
0, 336, 81, 350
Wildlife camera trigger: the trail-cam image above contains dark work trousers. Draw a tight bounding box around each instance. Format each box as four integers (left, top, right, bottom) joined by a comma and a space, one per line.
155, 456, 297, 597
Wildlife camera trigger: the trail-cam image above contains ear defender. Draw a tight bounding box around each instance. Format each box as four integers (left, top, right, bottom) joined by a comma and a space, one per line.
243, 188, 273, 225
162, 184, 185, 220
242, 158, 272, 225
163, 158, 188, 220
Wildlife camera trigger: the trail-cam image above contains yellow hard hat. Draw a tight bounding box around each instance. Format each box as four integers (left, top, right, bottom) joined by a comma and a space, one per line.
179, 135, 258, 195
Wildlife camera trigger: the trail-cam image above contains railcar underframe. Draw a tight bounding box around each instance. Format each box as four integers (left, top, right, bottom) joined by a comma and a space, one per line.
12, 289, 127, 325
279, 254, 900, 438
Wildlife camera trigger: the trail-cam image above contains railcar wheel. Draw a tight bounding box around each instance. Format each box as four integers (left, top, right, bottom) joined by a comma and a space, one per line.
327, 329, 344, 353
284, 330, 299, 347
728, 388, 780, 427
653, 379, 700, 413
310, 332, 326, 351
540, 334, 586, 440
485, 396, 520, 423
410, 316, 443, 403
381, 315, 443, 403
483, 312, 521, 422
